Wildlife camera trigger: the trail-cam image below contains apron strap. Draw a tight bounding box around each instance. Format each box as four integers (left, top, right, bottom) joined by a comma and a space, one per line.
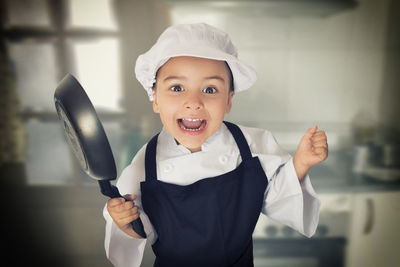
223, 121, 252, 161
145, 133, 159, 181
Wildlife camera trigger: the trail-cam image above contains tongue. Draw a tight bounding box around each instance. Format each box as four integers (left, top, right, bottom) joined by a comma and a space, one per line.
181, 119, 203, 129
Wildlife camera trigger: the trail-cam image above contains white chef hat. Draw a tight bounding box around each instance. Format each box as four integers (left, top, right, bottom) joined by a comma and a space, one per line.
135, 23, 257, 101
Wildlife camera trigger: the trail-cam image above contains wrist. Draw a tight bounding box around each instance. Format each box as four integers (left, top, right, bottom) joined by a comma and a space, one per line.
122, 225, 144, 239
293, 154, 310, 181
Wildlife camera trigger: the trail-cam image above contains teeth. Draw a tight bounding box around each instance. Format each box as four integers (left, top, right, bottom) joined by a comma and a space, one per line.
182, 118, 202, 122
181, 126, 202, 131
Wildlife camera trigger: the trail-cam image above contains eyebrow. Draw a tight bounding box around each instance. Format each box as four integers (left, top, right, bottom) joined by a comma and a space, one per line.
162, 76, 187, 82
205, 76, 226, 82
162, 75, 226, 82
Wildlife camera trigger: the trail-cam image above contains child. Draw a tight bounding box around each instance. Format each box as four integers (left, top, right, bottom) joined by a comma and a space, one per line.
103, 23, 327, 267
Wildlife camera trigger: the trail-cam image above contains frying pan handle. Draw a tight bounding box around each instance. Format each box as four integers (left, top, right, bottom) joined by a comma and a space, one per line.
99, 180, 147, 238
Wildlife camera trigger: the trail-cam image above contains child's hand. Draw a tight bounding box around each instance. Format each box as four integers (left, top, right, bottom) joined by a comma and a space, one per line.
107, 194, 143, 238
293, 126, 328, 180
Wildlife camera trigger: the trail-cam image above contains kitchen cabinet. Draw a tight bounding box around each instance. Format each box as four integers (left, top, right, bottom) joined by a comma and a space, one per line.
345, 190, 400, 267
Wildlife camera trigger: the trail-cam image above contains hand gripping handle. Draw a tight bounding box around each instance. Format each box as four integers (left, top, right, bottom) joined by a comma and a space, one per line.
99, 180, 147, 238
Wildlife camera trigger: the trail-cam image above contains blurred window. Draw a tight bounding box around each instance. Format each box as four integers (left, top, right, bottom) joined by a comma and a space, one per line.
25, 120, 74, 185
71, 38, 122, 111
8, 42, 59, 111
3, 0, 123, 185
5, 0, 52, 27
67, 0, 117, 30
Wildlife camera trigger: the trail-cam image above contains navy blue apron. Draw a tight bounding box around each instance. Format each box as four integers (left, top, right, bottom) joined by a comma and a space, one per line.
141, 121, 268, 267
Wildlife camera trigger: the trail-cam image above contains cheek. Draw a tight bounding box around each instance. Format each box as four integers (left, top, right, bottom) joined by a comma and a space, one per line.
224, 99, 231, 114
219, 95, 232, 113
209, 100, 230, 118
225, 93, 233, 113
158, 98, 178, 119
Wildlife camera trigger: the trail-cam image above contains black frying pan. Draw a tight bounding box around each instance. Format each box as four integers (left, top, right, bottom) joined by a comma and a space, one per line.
54, 74, 146, 238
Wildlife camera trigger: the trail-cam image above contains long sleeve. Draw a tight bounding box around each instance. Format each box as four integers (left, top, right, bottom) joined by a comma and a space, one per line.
261, 158, 320, 237
103, 145, 157, 267
239, 125, 320, 237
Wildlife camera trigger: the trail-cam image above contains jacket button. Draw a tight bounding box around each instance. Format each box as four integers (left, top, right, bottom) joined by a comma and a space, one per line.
163, 163, 173, 173
219, 155, 228, 164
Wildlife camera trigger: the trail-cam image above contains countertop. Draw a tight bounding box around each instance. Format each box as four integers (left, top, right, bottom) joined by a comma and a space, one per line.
311, 172, 400, 193
307, 149, 400, 193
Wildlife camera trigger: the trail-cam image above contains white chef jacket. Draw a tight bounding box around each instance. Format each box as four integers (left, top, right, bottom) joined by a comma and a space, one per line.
103, 123, 320, 267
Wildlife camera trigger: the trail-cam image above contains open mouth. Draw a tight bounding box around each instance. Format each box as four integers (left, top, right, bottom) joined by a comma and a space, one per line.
177, 118, 207, 132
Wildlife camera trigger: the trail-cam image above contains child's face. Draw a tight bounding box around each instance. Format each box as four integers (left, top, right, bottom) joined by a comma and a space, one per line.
153, 56, 233, 152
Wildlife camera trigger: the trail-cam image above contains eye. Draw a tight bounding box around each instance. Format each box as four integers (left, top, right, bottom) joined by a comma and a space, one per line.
170, 85, 184, 92
203, 87, 217, 94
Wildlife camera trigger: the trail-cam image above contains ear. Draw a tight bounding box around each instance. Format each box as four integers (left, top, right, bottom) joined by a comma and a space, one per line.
152, 91, 160, 113
225, 91, 234, 114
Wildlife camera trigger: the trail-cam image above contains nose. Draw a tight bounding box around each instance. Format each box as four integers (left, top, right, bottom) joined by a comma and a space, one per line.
184, 93, 203, 110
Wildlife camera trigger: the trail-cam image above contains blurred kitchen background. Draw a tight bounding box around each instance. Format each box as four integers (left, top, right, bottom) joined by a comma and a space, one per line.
0, 0, 399, 266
